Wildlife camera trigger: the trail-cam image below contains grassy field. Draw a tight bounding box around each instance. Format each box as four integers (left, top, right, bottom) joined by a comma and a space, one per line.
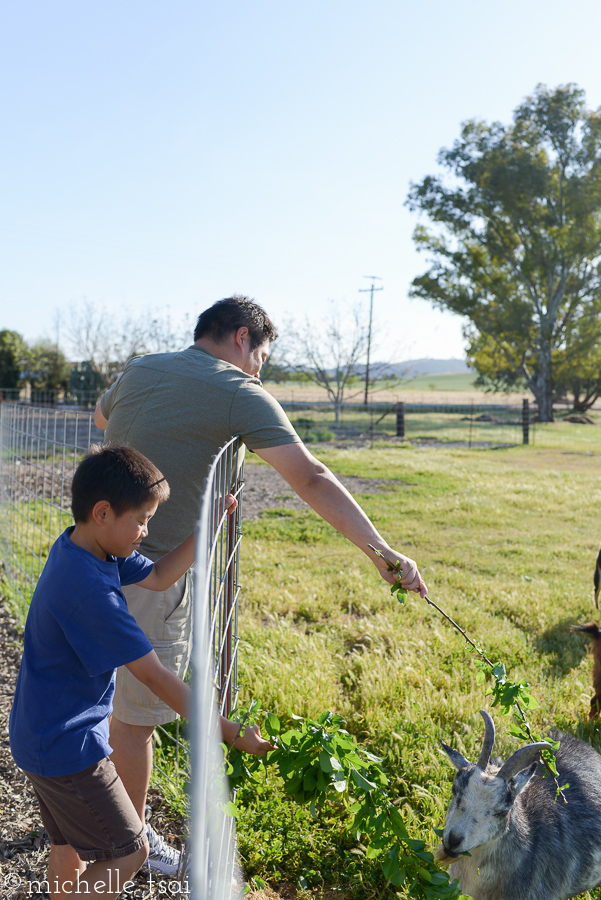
394, 372, 477, 392
265, 373, 530, 406
236, 421, 601, 898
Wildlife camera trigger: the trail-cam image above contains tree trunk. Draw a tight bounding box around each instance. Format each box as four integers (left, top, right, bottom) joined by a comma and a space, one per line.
531, 338, 554, 422
334, 399, 341, 428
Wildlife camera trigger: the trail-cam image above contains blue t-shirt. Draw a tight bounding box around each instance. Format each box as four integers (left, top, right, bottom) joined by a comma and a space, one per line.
9, 527, 154, 776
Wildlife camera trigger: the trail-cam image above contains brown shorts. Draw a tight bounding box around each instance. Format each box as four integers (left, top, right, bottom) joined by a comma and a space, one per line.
113, 572, 192, 727
25, 757, 147, 862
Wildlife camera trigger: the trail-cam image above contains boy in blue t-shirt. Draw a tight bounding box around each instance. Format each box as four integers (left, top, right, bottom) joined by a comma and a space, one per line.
9, 444, 271, 900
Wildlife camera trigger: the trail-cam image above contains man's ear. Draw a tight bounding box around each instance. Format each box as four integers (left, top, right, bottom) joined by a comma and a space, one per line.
234, 326, 249, 350
91, 500, 112, 526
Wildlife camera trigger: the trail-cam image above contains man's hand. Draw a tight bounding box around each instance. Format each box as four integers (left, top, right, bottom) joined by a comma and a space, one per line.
225, 493, 238, 516
372, 548, 427, 598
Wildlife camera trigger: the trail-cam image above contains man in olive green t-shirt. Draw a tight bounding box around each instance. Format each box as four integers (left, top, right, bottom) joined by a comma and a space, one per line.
95, 295, 426, 873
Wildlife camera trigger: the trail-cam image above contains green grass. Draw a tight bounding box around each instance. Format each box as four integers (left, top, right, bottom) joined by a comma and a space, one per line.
237, 434, 601, 898
395, 372, 478, 391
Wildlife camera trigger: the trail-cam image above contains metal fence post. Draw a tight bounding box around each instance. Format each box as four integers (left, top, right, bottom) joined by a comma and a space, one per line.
522, 399, 529, 445
396, 402, 405, 439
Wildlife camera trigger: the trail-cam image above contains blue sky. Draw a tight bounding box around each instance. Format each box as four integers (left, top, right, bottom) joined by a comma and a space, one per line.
2, 1, 601, 360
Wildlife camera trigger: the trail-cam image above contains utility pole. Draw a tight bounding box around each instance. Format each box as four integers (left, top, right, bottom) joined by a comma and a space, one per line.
359, 276, 383, 406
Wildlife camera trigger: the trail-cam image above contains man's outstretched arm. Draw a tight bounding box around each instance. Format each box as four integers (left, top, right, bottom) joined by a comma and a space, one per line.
254, 442, 426, 595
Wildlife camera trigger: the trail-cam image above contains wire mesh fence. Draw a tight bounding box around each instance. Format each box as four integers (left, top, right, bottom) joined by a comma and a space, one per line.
191, 436, 245, 900
0, 402, 105, 618
0, 387, 102, 408
281, 399, 540, 447
0, 402, 245, 899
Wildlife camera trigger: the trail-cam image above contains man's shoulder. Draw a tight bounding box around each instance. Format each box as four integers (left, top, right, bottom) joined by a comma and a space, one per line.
124, 347, 260, 390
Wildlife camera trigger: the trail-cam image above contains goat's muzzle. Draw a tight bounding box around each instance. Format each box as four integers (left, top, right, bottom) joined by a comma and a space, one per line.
433, 845, 456, 866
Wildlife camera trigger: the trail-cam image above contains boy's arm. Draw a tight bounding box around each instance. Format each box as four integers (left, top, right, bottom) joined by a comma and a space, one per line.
136, 494, 238, 592
125, 650, 273, 755
126, 650, 191, 717
137, 532, 196, 592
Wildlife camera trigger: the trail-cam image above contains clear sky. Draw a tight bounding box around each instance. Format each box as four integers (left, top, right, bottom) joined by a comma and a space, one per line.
2, 0, 601, 361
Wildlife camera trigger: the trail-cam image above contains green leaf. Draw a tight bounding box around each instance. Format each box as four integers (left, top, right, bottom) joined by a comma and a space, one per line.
351, 767, 378, 791
319, 750, 333, 772
221, 800, 239, 818
265, 712, 280, 735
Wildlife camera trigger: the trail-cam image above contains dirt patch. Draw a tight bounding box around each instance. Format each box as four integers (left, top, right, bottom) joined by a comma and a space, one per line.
241, 463, 396, 520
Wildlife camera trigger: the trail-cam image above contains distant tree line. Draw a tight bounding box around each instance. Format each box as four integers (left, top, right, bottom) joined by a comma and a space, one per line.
0, 330, 70, 393
0, 303, 193, 396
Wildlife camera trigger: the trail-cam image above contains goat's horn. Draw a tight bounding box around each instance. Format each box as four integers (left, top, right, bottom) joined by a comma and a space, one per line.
476, 709, 496, 769
497, 742, 552, 781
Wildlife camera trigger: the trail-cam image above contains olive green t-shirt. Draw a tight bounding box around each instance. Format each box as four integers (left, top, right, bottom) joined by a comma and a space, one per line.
100, 345, 300, 559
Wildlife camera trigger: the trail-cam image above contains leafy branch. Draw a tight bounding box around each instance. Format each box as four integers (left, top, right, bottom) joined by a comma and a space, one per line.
368, 545, 564, 796
228, 706, 465, 899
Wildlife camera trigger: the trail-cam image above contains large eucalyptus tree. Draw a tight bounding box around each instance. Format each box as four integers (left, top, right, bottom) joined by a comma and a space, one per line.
407, 84, 601, 420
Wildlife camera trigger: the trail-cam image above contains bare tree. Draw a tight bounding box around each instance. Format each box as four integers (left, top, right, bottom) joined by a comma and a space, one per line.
283, 304, 370, 426
66, 301, 192, 386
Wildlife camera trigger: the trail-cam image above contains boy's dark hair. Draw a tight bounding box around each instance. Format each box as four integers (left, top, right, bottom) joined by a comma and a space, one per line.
71, 445, 171, 523
194, 295, 278, 349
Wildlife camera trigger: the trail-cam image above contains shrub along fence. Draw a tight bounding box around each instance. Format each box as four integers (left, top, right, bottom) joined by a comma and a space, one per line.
0, 401, 245, 899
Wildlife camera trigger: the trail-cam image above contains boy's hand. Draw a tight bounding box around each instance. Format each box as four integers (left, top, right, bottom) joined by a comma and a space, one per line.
225, 493, 238, 516
232, 723, 275, 756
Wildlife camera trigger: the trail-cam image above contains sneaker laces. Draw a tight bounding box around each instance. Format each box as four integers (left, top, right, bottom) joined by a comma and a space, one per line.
146, 824, 180, 866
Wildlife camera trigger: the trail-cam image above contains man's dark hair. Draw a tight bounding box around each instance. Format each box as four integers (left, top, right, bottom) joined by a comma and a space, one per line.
71, 444, 171, 523
194, 295, 278, 349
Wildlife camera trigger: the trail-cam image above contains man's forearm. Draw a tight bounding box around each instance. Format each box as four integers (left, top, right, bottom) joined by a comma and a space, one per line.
255, 442, 426, 593
256, 444, 389, 557
292, 466, 388, 554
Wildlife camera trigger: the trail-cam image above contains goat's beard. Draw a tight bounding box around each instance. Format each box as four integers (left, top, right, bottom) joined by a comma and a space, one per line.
433, 845, 454, 866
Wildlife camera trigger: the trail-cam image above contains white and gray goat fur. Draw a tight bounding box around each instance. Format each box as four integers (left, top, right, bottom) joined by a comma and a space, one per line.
435, 709, 601, 900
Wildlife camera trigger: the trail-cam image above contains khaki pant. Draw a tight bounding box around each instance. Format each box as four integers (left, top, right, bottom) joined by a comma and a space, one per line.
112, 572, 192, 726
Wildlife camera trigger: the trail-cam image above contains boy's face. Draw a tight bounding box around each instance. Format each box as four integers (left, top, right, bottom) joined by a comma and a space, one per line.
104, 500, 159, 558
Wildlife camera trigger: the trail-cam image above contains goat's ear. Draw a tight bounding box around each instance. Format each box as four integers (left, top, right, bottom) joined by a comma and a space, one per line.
441, 741, 470, 770
508, 762, 537, 799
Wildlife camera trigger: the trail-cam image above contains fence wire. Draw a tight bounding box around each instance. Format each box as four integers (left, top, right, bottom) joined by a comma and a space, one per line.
0, 402, 245, 899
281, 399, 538, 446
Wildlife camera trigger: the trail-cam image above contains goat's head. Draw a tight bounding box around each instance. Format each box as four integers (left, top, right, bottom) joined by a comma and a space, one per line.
438, 710, 549, 859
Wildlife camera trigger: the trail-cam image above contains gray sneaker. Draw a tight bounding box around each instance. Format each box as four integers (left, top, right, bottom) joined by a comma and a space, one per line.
145, 823, 181, 877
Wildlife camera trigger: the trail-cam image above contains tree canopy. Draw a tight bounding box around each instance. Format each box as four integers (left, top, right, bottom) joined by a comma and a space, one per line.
406, 83, 601, 420
0, 329, 28, 389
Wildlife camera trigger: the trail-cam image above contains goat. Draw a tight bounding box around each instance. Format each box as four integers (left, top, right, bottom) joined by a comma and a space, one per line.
594, 547, 601, 609
435, 709, 601, 900
571, 622, 601, 718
